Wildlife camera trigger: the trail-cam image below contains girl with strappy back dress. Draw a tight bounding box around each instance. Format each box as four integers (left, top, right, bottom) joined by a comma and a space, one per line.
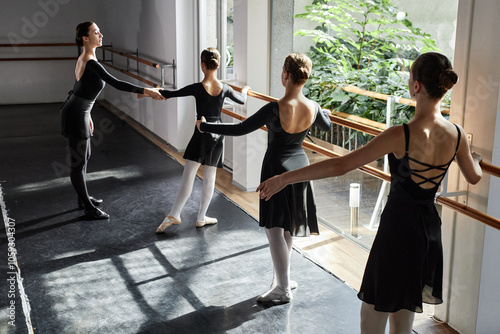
257, 52, 483, 333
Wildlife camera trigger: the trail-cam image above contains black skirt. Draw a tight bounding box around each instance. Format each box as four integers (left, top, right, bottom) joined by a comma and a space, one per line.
259, 145, 319, 237
60, 92, 95, 140
183, 123, 224, 168
357, 197, 443, 313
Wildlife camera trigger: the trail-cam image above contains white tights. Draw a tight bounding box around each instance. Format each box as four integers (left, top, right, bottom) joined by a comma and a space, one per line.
360, 302, 415, 334
265, 227, 293, 292
168, 159, 217, 222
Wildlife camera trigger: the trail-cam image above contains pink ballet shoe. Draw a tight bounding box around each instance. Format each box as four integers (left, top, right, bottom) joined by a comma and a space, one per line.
156, 215, 181, 233
196, 216, 218, 228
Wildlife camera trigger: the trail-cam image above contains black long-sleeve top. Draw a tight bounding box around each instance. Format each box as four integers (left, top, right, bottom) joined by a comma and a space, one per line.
72, 59, 144, 100
200, 101, 331, 140
160, 83, 247, 121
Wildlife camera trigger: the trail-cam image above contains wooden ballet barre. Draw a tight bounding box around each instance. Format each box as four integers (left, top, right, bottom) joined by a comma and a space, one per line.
342, 84, 450, 115
227, 83, 383, 136
480, 161, 500, 178
0, 57, 77, 61
100, 46, 160, 68
222, 108, 389, 181
436, 196, 500, 230
0, 43, 77, 47
100, 62, 160, 88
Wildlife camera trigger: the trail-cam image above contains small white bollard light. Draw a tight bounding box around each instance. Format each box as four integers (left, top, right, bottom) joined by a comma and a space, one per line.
349, 183, 360, 238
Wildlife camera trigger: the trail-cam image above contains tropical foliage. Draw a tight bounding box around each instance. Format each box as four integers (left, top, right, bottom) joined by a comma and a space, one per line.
296, 0, 443, 128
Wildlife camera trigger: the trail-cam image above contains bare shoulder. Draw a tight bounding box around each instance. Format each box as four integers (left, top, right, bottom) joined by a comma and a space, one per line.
379, 125, 405, 157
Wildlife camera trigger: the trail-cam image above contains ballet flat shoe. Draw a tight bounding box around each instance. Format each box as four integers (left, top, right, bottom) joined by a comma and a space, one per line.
256, 290, 293, 304
196, 217, 218, 228
78, 196, 103, 209
156, 216, 181, 233
84, 207, 109, 220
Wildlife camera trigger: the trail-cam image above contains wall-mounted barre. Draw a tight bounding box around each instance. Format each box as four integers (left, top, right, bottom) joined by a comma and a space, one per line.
99, 44, 176, 89
0, 42, 176, 89
342, 84, 451, 115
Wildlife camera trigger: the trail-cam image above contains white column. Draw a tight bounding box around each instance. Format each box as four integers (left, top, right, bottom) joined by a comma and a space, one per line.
476, 84, 500, 333
231, 0, 270, 191
436, 0, 500, 332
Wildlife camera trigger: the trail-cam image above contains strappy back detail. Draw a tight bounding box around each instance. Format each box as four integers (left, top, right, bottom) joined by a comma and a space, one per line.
403, 123, 461, 188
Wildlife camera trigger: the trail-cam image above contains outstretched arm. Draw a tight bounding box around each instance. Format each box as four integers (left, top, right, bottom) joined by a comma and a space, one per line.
257, 125, 404, 200
313, 102, 332, 132
226, 85, 250, 105
197, 102, 274, 136
88, 60, 165, 100
159, 84, 198, 99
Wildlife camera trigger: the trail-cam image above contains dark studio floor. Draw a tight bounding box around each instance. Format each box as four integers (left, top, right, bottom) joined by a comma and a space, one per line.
0, 102, 362, 334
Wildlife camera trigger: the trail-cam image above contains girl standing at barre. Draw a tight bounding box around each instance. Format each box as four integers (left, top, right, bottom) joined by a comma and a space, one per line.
153, 47, 249, 232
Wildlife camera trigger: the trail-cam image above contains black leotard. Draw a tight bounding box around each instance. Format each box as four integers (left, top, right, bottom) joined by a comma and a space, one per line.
160, 83, 247, 167
73, 59, 144, 100
358, 123, 461, 313
200, 101, 331, 236
61, 59, 145, 139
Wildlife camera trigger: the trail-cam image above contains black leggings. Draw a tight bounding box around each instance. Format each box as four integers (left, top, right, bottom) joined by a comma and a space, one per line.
67, 138, 94, 210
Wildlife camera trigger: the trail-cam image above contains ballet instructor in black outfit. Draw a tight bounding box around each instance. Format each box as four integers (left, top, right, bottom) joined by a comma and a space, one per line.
60, 22, 164, 220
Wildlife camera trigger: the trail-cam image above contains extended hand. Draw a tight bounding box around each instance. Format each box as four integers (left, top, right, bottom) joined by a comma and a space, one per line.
472, 152, 482, 163
143, 88, 166, 100
196, 116, 207, 133
256, 175, 286, 201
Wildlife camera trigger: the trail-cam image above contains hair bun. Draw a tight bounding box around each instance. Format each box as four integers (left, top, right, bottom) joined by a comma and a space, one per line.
297, 67, 309, 80
439, 68, 458, 90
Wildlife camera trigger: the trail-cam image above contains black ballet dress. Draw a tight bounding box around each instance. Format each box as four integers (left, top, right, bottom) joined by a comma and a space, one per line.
200, 101, 331, 236
160, 83, 247, 168
358, 123, 461, 313
60, 59, 144, 140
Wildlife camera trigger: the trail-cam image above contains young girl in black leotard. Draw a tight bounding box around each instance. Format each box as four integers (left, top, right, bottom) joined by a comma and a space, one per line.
197, 53, 331, 304
258, 52, 483, 333
61, 22, 164, 220
153, 48, 249, 232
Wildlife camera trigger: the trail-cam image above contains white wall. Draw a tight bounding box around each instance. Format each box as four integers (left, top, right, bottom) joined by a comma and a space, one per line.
0, 0, 99, 104
97, 0, 196, 152
436, 0, 500, 332
230, 0, 269, 191
476, 84, 500, 334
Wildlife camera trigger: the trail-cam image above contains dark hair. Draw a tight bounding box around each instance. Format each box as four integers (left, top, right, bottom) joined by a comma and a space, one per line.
284, 53, 312, 85
201, 47, 220, 70
411, 52, 459, 100
75, 22, 94, 47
